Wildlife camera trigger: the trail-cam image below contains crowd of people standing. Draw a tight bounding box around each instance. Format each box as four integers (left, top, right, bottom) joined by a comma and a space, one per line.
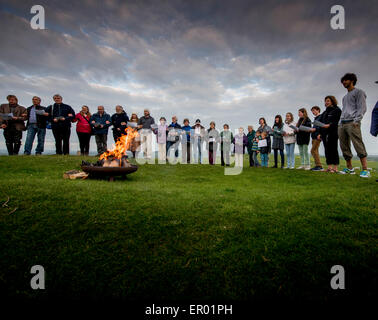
0, 73, 377, 179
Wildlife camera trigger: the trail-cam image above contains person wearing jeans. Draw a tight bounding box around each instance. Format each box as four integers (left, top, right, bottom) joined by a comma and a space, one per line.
283, 112, 296, 169
191, 119, 205, 164
296, 108, 311, 170
251, 130, 261, 167
137, 109, 155, 161
24, 96, 48, 155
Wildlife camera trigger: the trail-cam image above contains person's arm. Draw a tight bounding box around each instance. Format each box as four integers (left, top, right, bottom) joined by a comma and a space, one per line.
105, 114, 112, 128
67, 106, 75, 122
354, 90, 367, 123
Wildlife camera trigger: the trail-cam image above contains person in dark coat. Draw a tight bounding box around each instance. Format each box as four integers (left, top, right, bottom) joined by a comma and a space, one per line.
318, 96, 342, 173
111, 105, 129, 142
309, 106, 323, 171
246, 125, 256, 167
90, 105, 111, 156
296, 108, 312, 170
0, 94, 27, 155
45, 94, 75, 155
271, 115, 284, 168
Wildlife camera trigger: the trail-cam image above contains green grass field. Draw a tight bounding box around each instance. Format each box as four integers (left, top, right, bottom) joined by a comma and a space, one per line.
0, 155, 377, 302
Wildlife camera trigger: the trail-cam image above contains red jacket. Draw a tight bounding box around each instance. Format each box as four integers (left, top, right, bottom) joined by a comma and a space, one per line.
75, 113, 92, 133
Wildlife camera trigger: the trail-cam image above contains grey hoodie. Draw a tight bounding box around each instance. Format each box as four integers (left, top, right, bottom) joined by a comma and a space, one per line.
340, 88, 367, 123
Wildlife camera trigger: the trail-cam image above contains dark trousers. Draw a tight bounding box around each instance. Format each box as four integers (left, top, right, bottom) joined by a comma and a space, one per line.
167, 140, 179, 158
248, 152, 255, 167
113, 130, 122, 143
3, 126, 23, 155
181, 142, 191, 163
208, 142, 216, 165
221, 148, 231, 166
95, 134, 107, 155
274, 149, 285, 167
323, 133, 340, 165
52, 127, 71, 155
77, 131, 91, 155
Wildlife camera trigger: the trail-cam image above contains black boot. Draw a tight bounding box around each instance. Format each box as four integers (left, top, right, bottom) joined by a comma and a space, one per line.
6, 143, 13, 155
13, 143, 21, 155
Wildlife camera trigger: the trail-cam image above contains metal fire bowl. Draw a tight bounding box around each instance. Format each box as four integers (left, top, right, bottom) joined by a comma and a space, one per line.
81, 164, 138, 180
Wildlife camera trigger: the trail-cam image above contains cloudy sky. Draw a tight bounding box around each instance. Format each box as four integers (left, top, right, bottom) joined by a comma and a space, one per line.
0, 0, 377, 154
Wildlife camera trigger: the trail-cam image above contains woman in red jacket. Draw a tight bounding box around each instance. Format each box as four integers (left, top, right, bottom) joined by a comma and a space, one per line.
74, 106, 92, 155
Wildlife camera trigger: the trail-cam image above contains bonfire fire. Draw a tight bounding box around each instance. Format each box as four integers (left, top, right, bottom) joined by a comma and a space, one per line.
100, 127, 139, 167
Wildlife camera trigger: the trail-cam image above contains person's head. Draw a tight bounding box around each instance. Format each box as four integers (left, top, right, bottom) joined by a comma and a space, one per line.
285, 112, 294, 123
298, 108, 308, 119
115, 105, 123, 114
261, 131, 267, 138
223, 124, 229, 131
81, 105, 90, 116
183, 118, 189, 126
256, 130, 261, 137
53, 94, 62, 104
130, 113, 138, 121
144, 109, 150, 117
172, 116, 177, 123
97, 105, 105, 114
160, 116, 166, 125
324, 95, 338, 108
273, 115, 283, 127
195, 119, 201, 126
32, 96, 41, 105
259, 117, 266, 126
7, 95, 18, 104
341, 73, 357, 89
248, 125, 253, 132
210, 121, 215, 129
238, 127, 244, 135
311, 106, 321, 116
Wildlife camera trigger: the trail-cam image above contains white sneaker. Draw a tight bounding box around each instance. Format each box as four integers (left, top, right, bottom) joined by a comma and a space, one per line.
304, 166, 311, 170
296, 166, 304, 169
290, 167, 295, 169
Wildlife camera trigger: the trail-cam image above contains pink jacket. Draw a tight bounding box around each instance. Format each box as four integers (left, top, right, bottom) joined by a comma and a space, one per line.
75, 113, 92, 133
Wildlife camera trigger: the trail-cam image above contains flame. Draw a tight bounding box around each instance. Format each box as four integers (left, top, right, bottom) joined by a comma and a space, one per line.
100, 127, 139, 160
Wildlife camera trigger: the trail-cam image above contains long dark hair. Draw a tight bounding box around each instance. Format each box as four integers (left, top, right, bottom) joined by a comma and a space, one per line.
273, 115, 282, 128
296, 108, 309, 127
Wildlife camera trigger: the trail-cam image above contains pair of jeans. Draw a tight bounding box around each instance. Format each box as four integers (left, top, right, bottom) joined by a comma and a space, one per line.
24, 124, 46, 154
273, 149, 284, 167
77, 131, 91, 155
260, 153, 269, 167
193, 137, 202, 163
4, 126, 23, 155
166, 140, 179, 158
52, 126, 71, 155
252, 151, 260, 166
298, 144, 310, 166
221, 147, 231, 166
95, 134, 108, 155
285, 143, 295, 168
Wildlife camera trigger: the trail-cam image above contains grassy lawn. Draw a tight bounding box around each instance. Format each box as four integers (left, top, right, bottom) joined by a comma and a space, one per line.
0, 155, 377, 302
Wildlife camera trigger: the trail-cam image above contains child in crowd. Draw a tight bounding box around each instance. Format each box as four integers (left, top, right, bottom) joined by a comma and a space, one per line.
251, 130, 261, 167
309, 106, 323, 171
271, 115, 285, 168
283, 112, 296, 169
259, 131, 271, 167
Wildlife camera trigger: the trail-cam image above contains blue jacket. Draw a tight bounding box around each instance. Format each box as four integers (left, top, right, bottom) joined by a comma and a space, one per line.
371, 101, 378, 137
90, 112, 111, 135
45, 103, 75, 129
